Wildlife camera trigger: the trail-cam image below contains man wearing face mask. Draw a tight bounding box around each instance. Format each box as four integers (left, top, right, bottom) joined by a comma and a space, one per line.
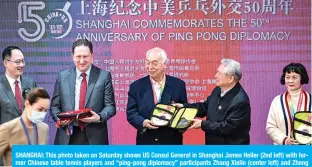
0, 87, 50, 166
126, 47, 188, 144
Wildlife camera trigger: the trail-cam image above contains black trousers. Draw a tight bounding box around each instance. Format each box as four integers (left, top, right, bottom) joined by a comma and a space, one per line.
69, 126, 89, 145
136, 127, 183, 145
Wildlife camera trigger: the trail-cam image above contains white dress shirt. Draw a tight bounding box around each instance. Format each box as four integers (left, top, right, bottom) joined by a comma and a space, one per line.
152, 81, 162, 103
5, 74, 21, 96
151, 76, 166, 103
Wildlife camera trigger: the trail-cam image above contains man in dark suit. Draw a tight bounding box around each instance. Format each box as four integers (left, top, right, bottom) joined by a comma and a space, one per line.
127, 47, 188, 145
50, 39, 116, 145
0, 46, 36, 165
174, 59, 251, 145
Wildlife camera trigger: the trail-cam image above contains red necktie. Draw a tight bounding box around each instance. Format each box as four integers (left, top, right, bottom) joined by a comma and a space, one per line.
79, 73, 87, 109
14, 80, 23, 113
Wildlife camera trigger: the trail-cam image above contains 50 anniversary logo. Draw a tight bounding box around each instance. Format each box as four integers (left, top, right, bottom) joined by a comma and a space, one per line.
18, 1, 72, 42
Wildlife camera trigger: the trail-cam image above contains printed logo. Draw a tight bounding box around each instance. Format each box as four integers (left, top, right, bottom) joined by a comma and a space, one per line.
18, 1, 72, 42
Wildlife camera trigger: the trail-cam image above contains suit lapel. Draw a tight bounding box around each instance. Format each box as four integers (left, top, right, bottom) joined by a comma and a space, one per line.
1, 76, 20, 115
142, 77, 155, 114
160, 75, 172, 105
85, 65, 99, 107
20, 76, 30, 111
68, 67, 76, 110
142, 75, 173, 115
217, 83, 241, 112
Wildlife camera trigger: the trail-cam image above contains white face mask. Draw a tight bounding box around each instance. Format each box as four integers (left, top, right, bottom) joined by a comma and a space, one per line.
27, 109, 47, 124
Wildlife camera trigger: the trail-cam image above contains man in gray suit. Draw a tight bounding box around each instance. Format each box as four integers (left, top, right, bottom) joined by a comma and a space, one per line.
0, 46, 37, 124
0, 46, 36, 165
50, 39, 116, 145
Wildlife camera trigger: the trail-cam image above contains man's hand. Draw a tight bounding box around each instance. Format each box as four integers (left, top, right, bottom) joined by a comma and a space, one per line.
59, 120, 72, 126
80, 110, 101, 123
171, 103, 183, 108
188, 119, 202, 129
285, 137, 298, 145
143, 119, 158, 129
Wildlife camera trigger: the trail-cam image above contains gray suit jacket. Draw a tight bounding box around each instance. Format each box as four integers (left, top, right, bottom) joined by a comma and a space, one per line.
50, 65, 116, 145
0, 75, 36, 125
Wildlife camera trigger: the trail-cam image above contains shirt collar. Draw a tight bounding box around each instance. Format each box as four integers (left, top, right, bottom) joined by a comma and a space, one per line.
151, 75, 166, 86
219, 82, 241, 100
5, 73, 21, 86
76, 65, 92, 79
220, 89, 229, 97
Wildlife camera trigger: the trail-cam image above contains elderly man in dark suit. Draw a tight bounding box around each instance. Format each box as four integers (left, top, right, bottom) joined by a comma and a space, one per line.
174, 59, 251, 145
0, 46, 36, 165
50, 39, 116, 145
127, 47, 188, 145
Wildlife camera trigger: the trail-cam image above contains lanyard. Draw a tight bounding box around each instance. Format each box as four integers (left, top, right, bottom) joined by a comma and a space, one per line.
150, 75, 166, 104
20, 117, 38, 145
287, 90, 304, 119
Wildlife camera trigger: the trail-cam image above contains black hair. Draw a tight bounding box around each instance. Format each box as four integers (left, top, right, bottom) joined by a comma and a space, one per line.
22, 87, 50, 105
2, 46, 22, 61
280, 63, 309, 85
72, 39, 93, 54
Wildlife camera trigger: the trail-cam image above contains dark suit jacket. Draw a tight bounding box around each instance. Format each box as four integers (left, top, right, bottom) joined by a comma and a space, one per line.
50, 65, 116, 145
0, 75, 36, 125
185, 82, 251, 145
127, 75, 187, 145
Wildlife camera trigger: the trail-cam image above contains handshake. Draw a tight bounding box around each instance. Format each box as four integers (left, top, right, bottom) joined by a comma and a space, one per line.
143, 103, 203, 130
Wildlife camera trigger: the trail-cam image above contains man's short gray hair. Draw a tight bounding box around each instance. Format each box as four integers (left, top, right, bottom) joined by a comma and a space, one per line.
146, 47, 168, 63
221, 58, 242, 81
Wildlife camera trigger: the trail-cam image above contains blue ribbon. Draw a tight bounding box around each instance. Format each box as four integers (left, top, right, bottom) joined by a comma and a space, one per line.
20, 117, 37, 145
67, 122, 74, 135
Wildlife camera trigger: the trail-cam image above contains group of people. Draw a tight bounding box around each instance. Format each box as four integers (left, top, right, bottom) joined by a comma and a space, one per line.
0, 39, 310, 166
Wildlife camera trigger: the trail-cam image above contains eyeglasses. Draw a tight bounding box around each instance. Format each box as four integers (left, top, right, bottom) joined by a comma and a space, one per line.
145, 60, 160, 67
6, 59, 25, 65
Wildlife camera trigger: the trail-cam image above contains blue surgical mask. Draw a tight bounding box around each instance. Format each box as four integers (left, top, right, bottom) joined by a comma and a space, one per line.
27, 109, 47, 124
